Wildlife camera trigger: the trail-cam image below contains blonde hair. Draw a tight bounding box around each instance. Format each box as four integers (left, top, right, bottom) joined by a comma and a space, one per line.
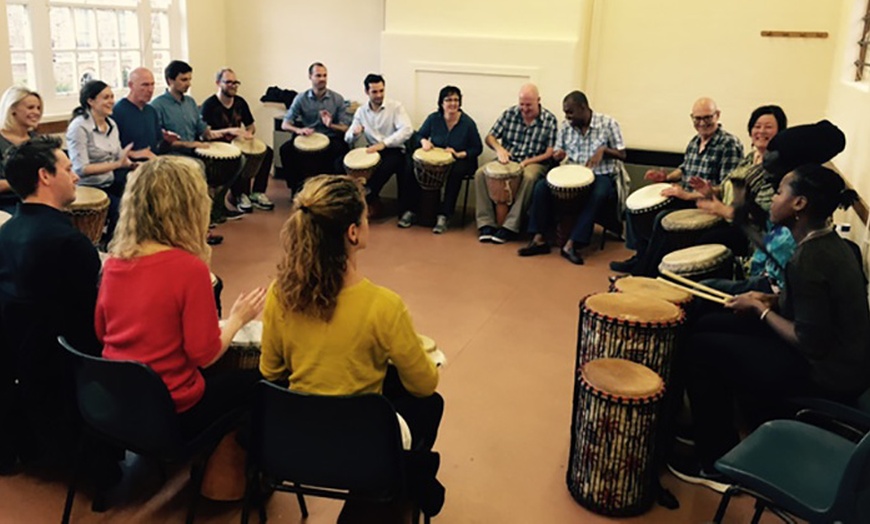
0, 86, 42, 131
109, 156, 211, 262
276, 175, 366, 321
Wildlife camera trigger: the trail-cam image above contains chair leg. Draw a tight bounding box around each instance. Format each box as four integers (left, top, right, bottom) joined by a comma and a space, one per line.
460, 177, 470, 227
712, 485, 739, 523
241, 467, 256, 524
186, 460, 206, 524
61, 436, 88, 524
750, 499, 766, 524
295, 486, 308, 518
599, 225, 607, 250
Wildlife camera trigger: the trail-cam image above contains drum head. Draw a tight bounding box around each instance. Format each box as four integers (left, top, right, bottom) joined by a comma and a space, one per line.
413, 147, 454, 166
661, 208, 722, 231
614, 276, 692, 305
230, 320, 262, 346
546, 164, 595, 189
195, 142, 241, 159
0, 210, 12, 228
344, 148, 380, 169
70, 186, 109, 209
417, 334, 437, 354
483, 160, 522, 178
582, 358, 663, 398
585, 292, 682, 323
294, 132, 330, 152
232, 137, 267, 155
659, 244, 731, 274
625, 183, 672, 212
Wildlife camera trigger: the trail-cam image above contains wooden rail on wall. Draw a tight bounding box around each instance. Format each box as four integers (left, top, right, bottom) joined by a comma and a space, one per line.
760, 30, 828, 39
827, 163, 869, 225
36, 120, 68, 135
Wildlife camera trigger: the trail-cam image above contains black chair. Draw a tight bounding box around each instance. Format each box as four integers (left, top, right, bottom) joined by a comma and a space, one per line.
459, 170, 475, 227
242, 381, 429, 523
58, 336, 242, 524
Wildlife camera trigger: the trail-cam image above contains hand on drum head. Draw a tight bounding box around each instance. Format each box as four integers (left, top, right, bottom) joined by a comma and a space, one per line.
496, 148, 511, 164
191, 141, 209, 149
687, 176, 714, 198
162, 129, 180, 144
696, 196, 732, 219
660, 185, 692, 200
228, 287, 268, 325
553, 149, 566, 163
320, 110, 332, 128
644, 169, 668, 182
366, 142, 386, 154
421, 138, 433, 151
299, 127, 314, 136
585, 147, 605, 169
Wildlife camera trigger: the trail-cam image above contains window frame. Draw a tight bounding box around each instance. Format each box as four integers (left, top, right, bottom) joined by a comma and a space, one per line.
855, 0, 870, 81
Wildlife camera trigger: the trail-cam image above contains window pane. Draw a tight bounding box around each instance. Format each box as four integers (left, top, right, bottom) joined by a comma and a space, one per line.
11, 52, 36, 89
118, 10, 139, 48
96, 9, 120, 49
153, 50, 170, 77
77, 51, 98, 88
7, 5, 33, 51
53, 52, 76, 95
121, 51, 141, 85
151, 0, 172, 9
151, 12, 169, 47
49, 7, 76, 50
74, 8, 97, 49
100, 52, 121, 88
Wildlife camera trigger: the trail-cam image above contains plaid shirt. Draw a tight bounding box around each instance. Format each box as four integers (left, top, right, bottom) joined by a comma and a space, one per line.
679, 126, 744, 187
555, 112, 625, 175
489, 105, 558, 162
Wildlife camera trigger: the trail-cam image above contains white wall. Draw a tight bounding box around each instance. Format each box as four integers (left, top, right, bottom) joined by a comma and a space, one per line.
0, 3, 12, 89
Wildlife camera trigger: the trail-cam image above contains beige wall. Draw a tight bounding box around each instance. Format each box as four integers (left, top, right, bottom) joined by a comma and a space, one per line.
185, 0, 228, 103
0, 3, 11, 89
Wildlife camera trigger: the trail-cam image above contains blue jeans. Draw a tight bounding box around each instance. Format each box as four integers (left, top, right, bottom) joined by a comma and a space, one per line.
527, 174, 615, 245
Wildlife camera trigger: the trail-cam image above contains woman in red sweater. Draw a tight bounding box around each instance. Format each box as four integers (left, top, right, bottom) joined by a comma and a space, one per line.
96, 155, 265, 437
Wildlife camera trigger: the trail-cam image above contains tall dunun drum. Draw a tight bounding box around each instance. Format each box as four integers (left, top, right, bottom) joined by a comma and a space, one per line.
625, 183, 675, 239
578, 292, 684, 382
343, 147, 381, 184
65, 186, 110, 245
195, 142, 242, 188
568, 358, 665, 516
413, 147, 455, 226
660, 208, 723, 250
658, 243, 733, 281
231, 136, 268, 184
483, 160, 523, 226
609, 276, 693, 308
546, 164, 595, 215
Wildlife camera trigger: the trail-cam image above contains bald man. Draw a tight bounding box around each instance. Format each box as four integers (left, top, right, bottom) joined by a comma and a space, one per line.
112, 67, 174, 160
610, 96, 744, 274
475, 83, 558, 244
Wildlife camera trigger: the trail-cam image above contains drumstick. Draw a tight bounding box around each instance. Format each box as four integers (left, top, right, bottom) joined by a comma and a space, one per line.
655, 277, 730, 305
659, 269, 733, 299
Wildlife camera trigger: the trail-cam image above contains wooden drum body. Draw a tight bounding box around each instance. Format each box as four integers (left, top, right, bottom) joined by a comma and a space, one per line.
343, 148, 381, 185
195, 142, 242, 188
232, 137, 268, 184
660, 208, 723, 250
213, 320, 262, 371
65, 186, 110, 245
658, 244, 733, 281
413, 147, 455, 227
483, 161, 523, 226
625, 183, 675, 239
546, 164, 595, 215
578, 292, 684, 382
568, 358, 665, 516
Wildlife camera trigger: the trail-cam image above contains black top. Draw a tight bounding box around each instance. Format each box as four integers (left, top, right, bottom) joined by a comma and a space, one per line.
200, 94, 255, 142
780, 230, 870, 394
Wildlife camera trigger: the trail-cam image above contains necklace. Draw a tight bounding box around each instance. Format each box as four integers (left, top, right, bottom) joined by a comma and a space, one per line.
799, 227, 832, 245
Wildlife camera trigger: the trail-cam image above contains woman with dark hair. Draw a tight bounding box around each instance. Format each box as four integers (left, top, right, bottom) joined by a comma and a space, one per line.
670, 164, 870, 490
399, 85, 482, 233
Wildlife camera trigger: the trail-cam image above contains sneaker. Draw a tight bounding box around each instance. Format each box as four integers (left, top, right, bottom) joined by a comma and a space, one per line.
517, 242, 551, 257
236, 194, 253, 213
223, 208, 244, 221
491, 228, 516, 244
250, 192, 275, 211
667, 457, 731, 494
398, 211, 416, 228
478, 225, 497, 243
432, 215, 448, 234
206, 233, 224, 246
609, 254, 638, 273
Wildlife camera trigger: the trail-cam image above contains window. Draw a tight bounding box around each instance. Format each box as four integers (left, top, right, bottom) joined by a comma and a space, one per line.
5, 0, 184, 114
856, 0, 870, 81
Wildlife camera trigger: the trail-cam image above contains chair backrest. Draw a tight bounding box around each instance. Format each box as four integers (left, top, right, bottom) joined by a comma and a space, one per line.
832, 427, 870, 520
57, 336, 186, 459
251, 381, 405, 498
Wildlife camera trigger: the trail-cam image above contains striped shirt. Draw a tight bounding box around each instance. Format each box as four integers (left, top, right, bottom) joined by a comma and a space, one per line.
555, 112, 624, 175
679, 126, 744, 187
489, 105, 557, 162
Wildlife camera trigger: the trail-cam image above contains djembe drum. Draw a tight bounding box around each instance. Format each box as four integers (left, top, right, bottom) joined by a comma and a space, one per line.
546, 164, 595, 214
609, 276, 693, 309
418, 334, 447, 368
343, 147, 381, 185
64, 186, 110, 245
231, 136, 268, 186
567, 358, 665, 516
483, 161, 523, 226
658, 244, 733, 281
195, 142, 242, 188
413, 147, 455, 227
660, 208, 723, 250
294, 132, 331, 176
625, 183, 675, 239
212, 320, 262, 371
578, 292, 684, 382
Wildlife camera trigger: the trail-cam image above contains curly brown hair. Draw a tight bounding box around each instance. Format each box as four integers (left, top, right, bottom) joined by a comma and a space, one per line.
276, 175, 366, 321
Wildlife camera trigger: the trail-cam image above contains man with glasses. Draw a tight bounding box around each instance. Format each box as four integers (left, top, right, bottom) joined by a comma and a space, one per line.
201, 67, 275, 213
280, 62, 351, 192
610, 97, 743, 273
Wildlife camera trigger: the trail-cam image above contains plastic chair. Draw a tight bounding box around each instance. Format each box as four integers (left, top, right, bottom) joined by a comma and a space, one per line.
242, 381, 429, 523
58, 336, 242, 524
712, 416, 870, 523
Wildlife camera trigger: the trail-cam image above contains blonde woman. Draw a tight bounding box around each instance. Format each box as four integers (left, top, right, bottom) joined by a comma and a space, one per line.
260, 174, 444, 513
96, 156, 265, 437
0, 86, 42, 213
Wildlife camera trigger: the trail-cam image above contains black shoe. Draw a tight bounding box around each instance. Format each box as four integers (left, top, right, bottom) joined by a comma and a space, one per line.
223, 208, 245, 221
609, 254, 638, 273
478, 225, 497, 243
491, 227, 516, 244
518, 242, 551, 257
207, 233, 224, 245
667, 455, 731, 494
561, 248, 584, 265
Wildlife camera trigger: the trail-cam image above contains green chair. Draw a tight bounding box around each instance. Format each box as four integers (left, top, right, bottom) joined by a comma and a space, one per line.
711, 419, 870, 523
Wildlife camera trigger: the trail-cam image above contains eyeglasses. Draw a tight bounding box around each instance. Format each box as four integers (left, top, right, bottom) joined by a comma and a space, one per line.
443, 97, 460, 103
691, 113, 717, 124
222, 80, 241, 86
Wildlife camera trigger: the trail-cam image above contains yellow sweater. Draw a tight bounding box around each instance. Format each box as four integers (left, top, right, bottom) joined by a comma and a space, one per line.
260, 278, 439, 397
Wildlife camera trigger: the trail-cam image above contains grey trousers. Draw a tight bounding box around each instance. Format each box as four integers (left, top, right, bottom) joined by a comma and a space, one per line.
474, 162, 547, 233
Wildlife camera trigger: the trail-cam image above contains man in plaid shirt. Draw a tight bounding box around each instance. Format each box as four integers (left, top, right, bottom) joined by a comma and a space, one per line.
610, 97, 744, 274
474, 84, 557, 244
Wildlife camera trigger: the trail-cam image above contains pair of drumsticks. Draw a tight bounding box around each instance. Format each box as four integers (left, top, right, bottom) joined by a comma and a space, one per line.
656, 270, 734, 305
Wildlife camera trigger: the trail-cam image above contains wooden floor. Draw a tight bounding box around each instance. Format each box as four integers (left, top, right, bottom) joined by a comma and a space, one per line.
0, 180, 783, 523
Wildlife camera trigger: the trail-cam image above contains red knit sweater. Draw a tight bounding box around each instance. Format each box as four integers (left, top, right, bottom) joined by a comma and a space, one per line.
96, 248, 221, 413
